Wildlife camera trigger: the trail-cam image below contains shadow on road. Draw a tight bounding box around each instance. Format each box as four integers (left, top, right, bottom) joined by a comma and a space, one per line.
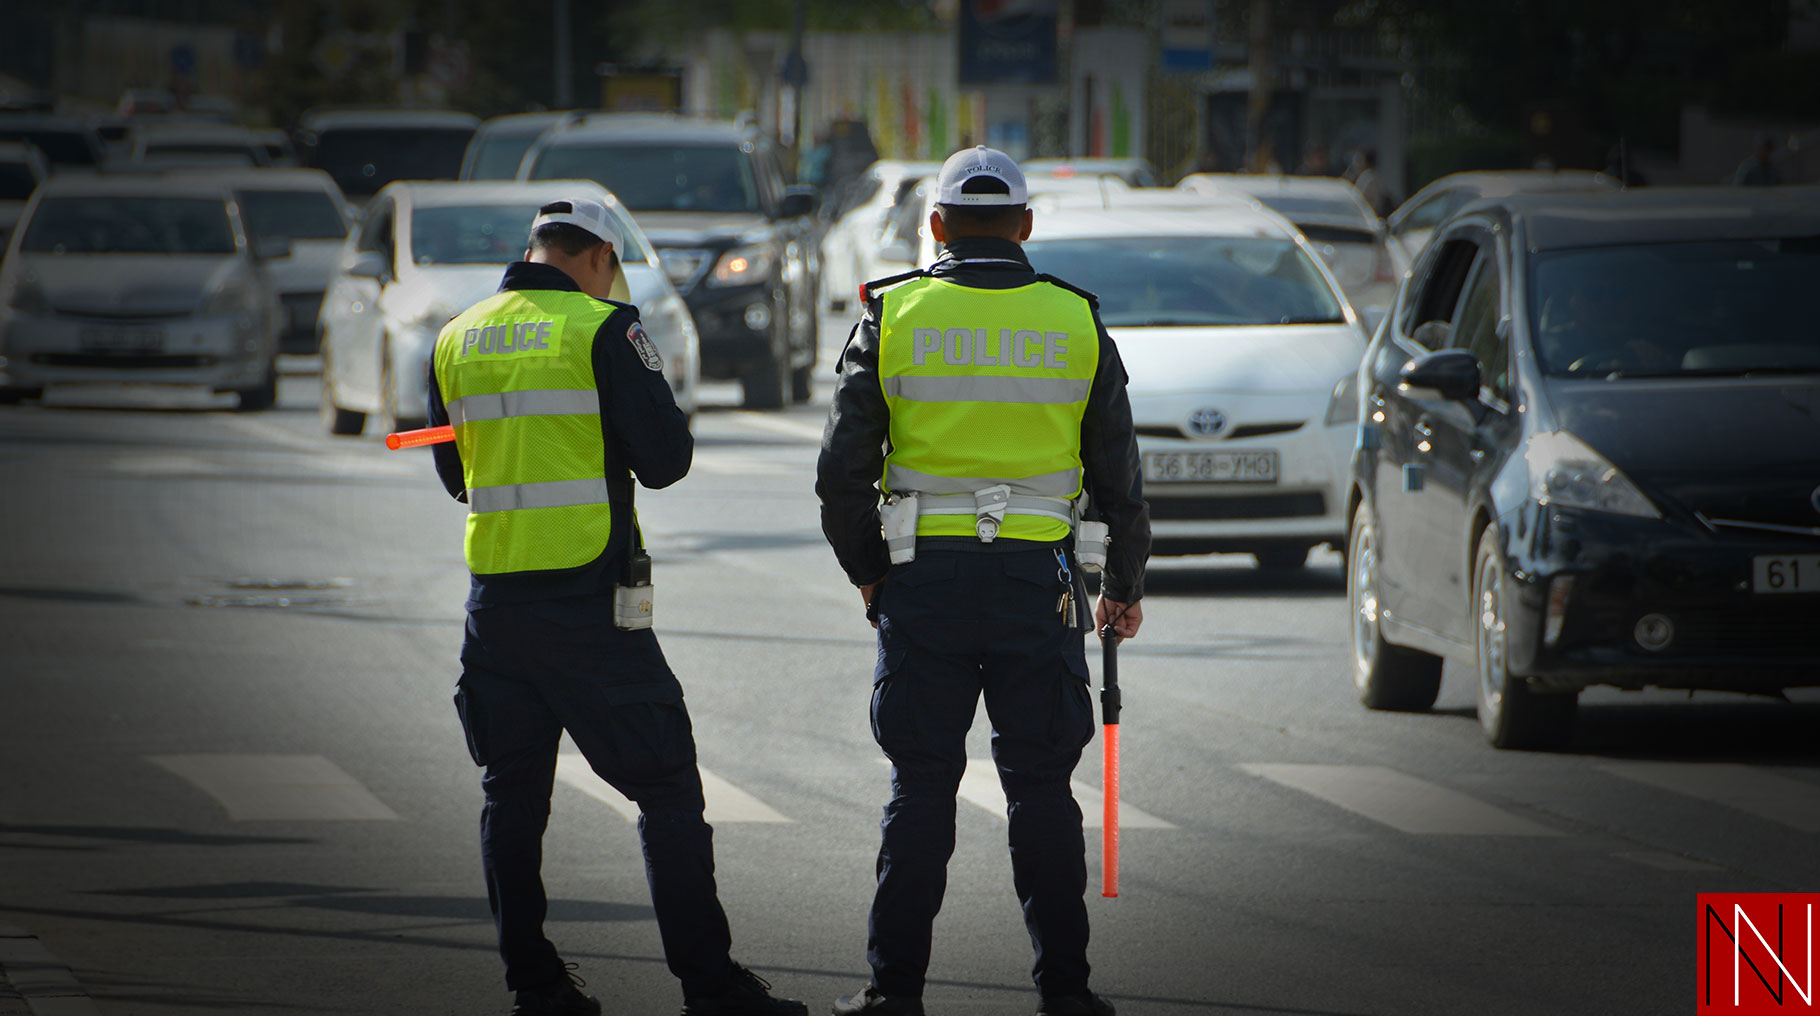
0, 823, 313, 849
1416, 698, 1820, 764
1139, 563, 1346, 600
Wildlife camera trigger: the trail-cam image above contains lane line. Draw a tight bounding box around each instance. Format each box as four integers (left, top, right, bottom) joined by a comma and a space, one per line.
1597, 762, 1820, 833
930, 758, 1174, 829
556, 755, 792, 823
147, 754, 399, 821
215, 413, 326, 453
1612, 850, 1721, 872
722, 412, 827, 443
1240, 763, 1563, 836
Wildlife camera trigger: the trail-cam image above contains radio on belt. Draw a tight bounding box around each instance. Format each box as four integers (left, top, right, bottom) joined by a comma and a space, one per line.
614, 546, 654, 630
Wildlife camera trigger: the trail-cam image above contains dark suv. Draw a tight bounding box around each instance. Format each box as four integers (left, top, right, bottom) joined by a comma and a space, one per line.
1343, 187, 1820, 749
519, 114, 819, 409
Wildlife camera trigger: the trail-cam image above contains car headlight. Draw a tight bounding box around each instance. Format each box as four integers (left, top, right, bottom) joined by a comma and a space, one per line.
707, 242, 779, 287
1524, 430, 1660, 518
1324, 372, 1359, 426
7, 277, 49, 314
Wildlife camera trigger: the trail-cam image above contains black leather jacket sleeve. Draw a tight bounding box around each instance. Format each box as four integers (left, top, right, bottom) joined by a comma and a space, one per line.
815, 309, 892, 587
1080, 307, 1150, 603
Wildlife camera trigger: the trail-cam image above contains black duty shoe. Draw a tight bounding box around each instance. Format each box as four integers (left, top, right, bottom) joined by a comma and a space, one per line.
831, 984, 925, 1016
682, 962, 808, 1016
512, 963, 602, 1016
1036, 992, 1115, 1016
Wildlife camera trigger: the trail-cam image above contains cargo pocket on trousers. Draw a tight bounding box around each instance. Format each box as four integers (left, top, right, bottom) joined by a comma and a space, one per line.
870, 643, 917, 752
452, 684, 488, 767
1056, 650, 1095, 751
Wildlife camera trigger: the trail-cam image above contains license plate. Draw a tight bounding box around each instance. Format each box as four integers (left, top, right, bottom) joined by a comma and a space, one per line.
1143, 450, 1279, 483
1753, 554, 1820, 594
80, 326, 165, 353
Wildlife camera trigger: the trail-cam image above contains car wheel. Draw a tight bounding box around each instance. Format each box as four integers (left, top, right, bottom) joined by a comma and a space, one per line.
1348, 501, 1443, 711
319, 344, 365, 436
377, 342, 425, 436
1254, 544, 1311, 570
790, 363, 814, 402
0, 386, 44, 405
234, 359, 279, 412
739, 307, 789, 410
1473, 524, 1576, 749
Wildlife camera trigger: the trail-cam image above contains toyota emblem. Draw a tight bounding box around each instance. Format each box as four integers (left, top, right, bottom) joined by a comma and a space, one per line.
1188, 408, 1227, 436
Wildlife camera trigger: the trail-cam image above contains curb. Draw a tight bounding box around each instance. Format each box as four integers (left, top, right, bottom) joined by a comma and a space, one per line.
0, 926, 99, 1016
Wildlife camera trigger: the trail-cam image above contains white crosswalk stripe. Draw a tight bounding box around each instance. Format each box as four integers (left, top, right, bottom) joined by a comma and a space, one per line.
148, 754, 399, 821
948, 758, 1175, 829
555, 755, 792, 823
1596, 762, 1820, 833
1240, 763, 1561, 836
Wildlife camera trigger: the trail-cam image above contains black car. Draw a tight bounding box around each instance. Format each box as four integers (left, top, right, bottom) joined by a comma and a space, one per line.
1343, 187, 1820, 748
520, 114, 819, 409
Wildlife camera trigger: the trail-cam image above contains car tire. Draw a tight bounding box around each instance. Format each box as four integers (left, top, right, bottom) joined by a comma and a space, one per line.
377, 343, 425, 436
0, 386, 44, 405
234, 360, 279, 412
1254, 544, 1311, 570
1348, 501, 1443, 711
740, 307, 789, 410
790, 363, 814, 402
1473, 524, 1576, 749
319, 345, 365, 436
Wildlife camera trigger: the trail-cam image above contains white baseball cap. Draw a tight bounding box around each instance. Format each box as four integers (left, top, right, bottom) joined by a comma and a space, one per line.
530, 196, 623, 249
935, 145, 1028, 206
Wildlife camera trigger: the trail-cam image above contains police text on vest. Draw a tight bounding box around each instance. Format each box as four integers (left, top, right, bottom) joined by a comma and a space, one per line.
911, 328, 1068, 369
463, 319, 556, 356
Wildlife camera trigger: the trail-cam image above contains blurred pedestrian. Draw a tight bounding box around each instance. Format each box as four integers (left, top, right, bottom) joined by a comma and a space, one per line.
1298, 143, 1331, 176
816, 146, 1151, 1016
1732, 134, 1784, 186
426, 198, 808, 1016
1351, 148, 1392, 216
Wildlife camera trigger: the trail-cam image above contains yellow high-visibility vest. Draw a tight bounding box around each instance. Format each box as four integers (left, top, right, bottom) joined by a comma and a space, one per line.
876, 275, 1099, 542
432, 288, 617, 574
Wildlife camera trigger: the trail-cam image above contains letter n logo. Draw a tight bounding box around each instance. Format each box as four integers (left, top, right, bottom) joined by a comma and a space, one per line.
1699, 893, 1820, 1013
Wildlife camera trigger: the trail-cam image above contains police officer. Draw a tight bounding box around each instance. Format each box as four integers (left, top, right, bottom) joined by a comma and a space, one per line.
427, 198, 807, 1016
816, 149, 1150, 1016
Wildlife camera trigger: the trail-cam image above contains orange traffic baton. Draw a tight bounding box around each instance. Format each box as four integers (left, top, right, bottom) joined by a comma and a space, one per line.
1099, 622, 1122, 898
384, 425, 454, 450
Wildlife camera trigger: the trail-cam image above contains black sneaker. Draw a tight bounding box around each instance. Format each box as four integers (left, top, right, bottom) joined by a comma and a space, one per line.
511, 963, 601, 1016
831, 984, 924, 1015
1036, 992, 1115, 1016
682, 962, 808, 1016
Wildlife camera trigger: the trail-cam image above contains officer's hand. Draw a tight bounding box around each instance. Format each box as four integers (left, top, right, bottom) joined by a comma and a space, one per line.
860, 580, 883, 629
1095, 597, 1142, 641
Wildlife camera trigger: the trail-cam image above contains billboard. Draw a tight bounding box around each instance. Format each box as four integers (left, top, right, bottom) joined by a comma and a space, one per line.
958, 0, 1059, 85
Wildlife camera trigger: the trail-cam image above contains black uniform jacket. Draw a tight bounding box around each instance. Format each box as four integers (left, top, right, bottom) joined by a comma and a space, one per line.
815, 236, 1151, 603
427, 261, 693, 608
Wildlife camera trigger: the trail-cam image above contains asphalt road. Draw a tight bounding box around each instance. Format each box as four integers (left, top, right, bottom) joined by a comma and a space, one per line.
3, 335, 1818, 1016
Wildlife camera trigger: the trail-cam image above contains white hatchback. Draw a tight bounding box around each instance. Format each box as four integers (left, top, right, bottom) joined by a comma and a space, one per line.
317, 179, 700, 436
1023, 204, 1370, 568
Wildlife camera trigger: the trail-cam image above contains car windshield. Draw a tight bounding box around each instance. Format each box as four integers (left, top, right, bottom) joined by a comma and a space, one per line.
1530, 238, 1820, 379
1249, 193, 1369, 222
1023, 235, 1346, 327
0, 163, 37, 200
466, 132, 540, 180
237, 189, 347, 242
20, 195, 236, 255
306, 127, 474, 196
530, 142, 760, 213
411, 203, 648, 265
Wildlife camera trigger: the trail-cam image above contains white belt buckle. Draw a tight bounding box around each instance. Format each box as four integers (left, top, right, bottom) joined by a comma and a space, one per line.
974, 484, 1012, 543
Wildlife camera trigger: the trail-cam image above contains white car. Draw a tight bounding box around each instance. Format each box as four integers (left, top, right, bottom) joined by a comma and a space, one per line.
1022, 204, 1370, 567
317, 179, 700, 436
0, 141, 47, 258
818, 159, 940, 311
0, 173, 284, 407
872, 172, 1132, 273
128, 123, 272, 167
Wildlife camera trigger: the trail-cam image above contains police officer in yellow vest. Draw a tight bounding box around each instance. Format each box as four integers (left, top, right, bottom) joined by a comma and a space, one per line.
817, 149, 1150, 1016
427, 198, 806, 1016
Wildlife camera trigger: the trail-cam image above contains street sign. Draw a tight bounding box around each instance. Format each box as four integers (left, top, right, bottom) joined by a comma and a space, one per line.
1161, 0, 1215, 73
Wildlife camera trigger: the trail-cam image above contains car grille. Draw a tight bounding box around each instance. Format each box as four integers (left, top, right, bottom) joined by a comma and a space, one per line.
1148, 492, 1326, 520
1135, 421, 1305, 440
49, 306, 194, 321
1664, 604, 1820, 655
32, 352, 217, 369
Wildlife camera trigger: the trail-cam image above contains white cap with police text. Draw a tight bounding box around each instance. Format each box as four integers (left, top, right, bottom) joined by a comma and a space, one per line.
530, 196, 623, 250
935, 145, 1028, 206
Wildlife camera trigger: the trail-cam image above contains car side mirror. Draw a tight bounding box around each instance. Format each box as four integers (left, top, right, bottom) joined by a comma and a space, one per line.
777, 185, 817, 219
347, 250, 389, 281
1411, 319, 1451, 350
1399, 349, 1481, 402
252, 236, 291, 262
876, 236, 915, 267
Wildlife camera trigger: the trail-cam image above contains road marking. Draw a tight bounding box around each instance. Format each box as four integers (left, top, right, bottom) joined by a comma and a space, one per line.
724, 411, 827, 443
1612, 850, 1721, 872
108, 454, 225, 476
690, 452, 795, 476
943, 758, 1174, 829
216, 413, 325, 452
1240, 763, 1563, 836
147, 754, 399, 821
1597, 762, 1820, 833
555, 755, 791, 823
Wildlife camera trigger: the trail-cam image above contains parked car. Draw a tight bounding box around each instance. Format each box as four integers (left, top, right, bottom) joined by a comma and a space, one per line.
1179, 173, 1399, 327
519, 114, 819, 408
817, 158, 941, 311
185, 168, 354, 353
460, 111, 571, 180
295, 108, 479, 205
0, 114, 105, 173
0, 174, 284, 407
0, 142, 47, 257
1385, 170, 1617, 265
1022, 203, 1369, 567
872, 171, 1132, 273
1024, 157, 1162, 188
129, 124, 271, 167
1344, 186, 1820, 749
317, 179, 699, 436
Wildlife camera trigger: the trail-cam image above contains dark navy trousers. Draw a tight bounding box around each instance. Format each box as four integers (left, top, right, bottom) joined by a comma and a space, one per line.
867, 546, 1097, 998
454, 596, 734, 995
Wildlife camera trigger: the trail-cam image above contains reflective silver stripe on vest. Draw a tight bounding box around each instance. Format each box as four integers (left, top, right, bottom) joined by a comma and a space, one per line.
885, 463, 1080, 498
918, 494, 1075, 524
883, 375, 1092, 405
467, 477, 611, 514
446, 388, 599, 426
